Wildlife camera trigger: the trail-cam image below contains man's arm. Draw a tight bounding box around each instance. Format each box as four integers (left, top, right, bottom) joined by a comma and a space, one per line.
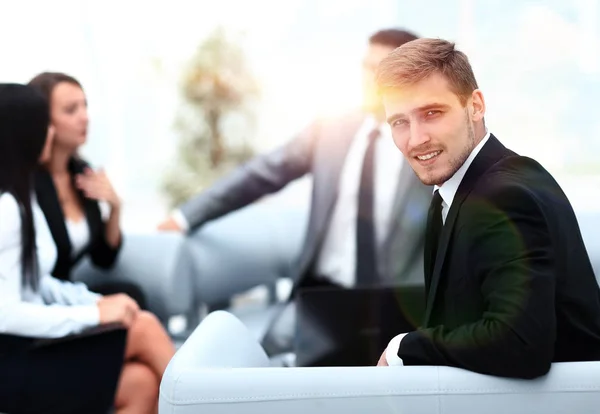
162, 120, 321, 232
396, 184, 556, 379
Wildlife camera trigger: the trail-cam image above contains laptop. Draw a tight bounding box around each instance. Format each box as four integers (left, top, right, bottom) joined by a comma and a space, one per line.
294, 285, 426, 367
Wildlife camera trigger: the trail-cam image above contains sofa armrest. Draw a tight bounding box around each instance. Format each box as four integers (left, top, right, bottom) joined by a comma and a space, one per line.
166, 311, 269, 370
159, 312, 600, 414
72, 232, 194, 323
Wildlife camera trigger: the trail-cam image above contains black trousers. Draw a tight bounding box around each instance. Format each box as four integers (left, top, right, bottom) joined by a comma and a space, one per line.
0, 325, 127, 414
262, 272, 343, 355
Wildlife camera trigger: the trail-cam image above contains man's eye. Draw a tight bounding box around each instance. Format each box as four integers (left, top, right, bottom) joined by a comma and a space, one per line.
392, 119, 407, 127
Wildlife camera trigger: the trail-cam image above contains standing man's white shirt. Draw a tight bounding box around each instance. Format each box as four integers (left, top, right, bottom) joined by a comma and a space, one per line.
314, 115, 404, 287
386, 130, 490, 366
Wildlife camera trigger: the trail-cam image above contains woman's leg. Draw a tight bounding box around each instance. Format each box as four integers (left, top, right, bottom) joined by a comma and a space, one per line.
114, 361, 159, 414
125, 310, 176, 380
112, 311, 174, 411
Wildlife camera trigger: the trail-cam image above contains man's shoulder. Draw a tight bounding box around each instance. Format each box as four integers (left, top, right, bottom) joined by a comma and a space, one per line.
484, 153, 556, 188
291, 110, 368, 152
469, 153, 563, 209
311, 109, 367, 130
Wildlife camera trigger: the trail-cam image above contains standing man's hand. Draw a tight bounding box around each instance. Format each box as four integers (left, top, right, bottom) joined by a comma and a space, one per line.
157, 217, 183, 232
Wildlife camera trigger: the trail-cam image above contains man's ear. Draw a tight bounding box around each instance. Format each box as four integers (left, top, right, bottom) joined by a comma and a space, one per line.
470, 89, 486, 122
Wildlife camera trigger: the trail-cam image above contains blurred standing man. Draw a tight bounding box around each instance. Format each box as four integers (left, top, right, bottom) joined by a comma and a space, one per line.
159, 29, 431, 355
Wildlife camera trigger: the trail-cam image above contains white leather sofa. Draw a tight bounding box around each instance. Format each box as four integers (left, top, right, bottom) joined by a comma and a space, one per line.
159, 210, 600, 413
159, 311, 600, 414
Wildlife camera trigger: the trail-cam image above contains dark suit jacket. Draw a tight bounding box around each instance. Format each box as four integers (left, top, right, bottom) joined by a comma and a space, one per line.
179, 111, 432, 287
398, 135, 600, 378
35, 158, 122, 281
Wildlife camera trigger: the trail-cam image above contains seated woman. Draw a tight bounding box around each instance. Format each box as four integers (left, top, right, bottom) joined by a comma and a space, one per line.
28, 72, 145, 308
0, 83, 175, 414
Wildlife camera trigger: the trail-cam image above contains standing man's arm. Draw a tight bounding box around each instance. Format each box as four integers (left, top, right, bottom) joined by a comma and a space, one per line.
158, 121, 321, 232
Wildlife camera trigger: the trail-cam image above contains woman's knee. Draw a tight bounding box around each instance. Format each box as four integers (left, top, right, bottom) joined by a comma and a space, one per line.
135, 311, 163, 331
128, 311, 162, 339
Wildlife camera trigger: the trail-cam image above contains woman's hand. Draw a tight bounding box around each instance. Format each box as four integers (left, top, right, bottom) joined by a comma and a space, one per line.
76, 168, 121, 210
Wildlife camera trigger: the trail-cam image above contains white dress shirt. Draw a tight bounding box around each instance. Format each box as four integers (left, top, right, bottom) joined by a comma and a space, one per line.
314, 116, 404, 287
386, 131, 491, 366
0, 192, 101, 338
65, 218, 91, 258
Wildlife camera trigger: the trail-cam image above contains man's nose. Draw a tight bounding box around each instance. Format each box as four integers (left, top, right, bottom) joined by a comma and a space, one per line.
407, 121, 430, 150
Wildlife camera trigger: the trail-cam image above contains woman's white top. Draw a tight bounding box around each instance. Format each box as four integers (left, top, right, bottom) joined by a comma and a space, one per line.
0, 192, 100, 338
65, 218, 91, 258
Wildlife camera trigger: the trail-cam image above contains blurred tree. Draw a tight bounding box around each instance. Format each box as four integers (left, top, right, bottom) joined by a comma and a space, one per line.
161, 27, 260, 208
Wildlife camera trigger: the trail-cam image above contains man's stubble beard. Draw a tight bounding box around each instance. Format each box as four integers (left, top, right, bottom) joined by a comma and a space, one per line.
416, 110, 476, 186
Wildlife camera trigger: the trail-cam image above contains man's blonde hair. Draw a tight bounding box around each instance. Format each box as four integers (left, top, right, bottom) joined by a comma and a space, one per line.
376, 38, 478, 106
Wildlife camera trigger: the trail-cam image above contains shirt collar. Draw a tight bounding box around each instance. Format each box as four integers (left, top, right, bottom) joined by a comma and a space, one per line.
434, 130, 491, 208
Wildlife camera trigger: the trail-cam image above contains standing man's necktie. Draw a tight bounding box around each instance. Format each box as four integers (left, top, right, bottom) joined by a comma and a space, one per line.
424, 190, 443, 291
356, 128, 381, 286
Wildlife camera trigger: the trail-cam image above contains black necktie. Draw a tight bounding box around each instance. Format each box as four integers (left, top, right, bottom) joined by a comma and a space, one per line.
356, 128, 381, 286
424, 190, 443, 292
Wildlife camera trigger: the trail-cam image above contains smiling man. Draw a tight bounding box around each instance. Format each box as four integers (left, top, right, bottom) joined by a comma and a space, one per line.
375, 38, 600, 378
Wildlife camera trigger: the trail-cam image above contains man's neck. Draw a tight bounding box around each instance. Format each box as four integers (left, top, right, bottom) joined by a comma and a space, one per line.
473, 124, 487, 147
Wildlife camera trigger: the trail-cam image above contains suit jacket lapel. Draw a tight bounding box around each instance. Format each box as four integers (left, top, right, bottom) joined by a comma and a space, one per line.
69, 159, 101, 260
71, 197, 98, 262
386, 161, 416, 237
380, 161, 428, 275
423, 135, 512, 325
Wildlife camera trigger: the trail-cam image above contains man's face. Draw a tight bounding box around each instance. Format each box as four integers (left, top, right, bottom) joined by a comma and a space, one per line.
383, 73, 485, 186
362, 43, 396, 113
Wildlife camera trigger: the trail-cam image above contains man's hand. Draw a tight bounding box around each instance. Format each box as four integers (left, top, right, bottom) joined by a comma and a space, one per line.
157, 217, 183, 232
377, 350, 389, 366
97, 294, 140, 328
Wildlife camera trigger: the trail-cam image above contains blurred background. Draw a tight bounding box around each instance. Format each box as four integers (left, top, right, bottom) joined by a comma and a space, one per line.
1, 0, 598, 232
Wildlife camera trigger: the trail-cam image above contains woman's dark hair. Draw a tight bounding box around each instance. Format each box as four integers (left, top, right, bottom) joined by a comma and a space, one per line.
28, 72, 83, 104
28, 72, 84, 162
0, 84, 50, 290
